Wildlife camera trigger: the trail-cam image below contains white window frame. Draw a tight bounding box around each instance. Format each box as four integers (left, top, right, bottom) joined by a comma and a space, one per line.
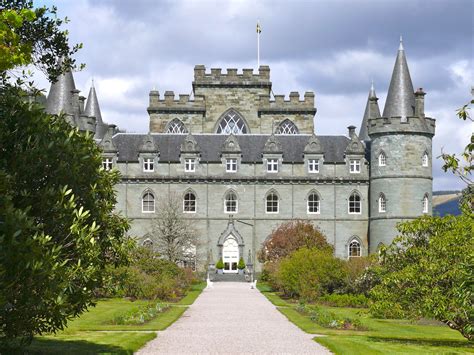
142, 192, 155, 213
307, 192, 321, 214
308, 159, 319, 173
348, 192, 362, 214
423, 195, 429, 213
378, 152, 386, 167
267, 158, 279, 173
265, 193, 279, 214
143, 158, 154, 172
349, 159, 361, 173
185, 158, 196, 172
422, 153, 429, 167
348, 239, 361, 258
224, 192, 238, 214
226, 158, 237, 173
378, 194, 386, 213
102, 157, 113, 171
183, 192, 196, 213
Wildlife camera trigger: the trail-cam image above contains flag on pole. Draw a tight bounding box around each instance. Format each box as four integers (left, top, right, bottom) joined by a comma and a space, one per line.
256, 22, 262, 34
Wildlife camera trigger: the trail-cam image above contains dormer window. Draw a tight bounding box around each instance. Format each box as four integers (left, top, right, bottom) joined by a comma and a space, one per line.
185, 158, 196, 172
308, 159, 319, 173
422, 153, 429, 167
267, 159, 278, 173
378, 152, 386, 166
350, 159, 360, 173
102, 158, 113, 171
226, 158, 237, 173
143, 158, 154, 172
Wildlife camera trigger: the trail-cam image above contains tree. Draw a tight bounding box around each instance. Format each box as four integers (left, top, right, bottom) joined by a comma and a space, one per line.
152, 195, 198, 265
0, 1, 130, 345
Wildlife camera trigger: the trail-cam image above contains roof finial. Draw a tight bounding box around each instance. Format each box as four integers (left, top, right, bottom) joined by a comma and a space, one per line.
370, 80, 376, 98
399, 35, 404, 50
91, 77, 95, 88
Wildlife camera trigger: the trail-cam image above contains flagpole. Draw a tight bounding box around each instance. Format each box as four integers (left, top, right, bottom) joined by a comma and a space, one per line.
257, 21, 261, 69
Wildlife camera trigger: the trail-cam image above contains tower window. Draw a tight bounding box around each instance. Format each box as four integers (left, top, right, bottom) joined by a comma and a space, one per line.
142, 192, 155, 213
266, 192, 279, 213
378, 193, 386, 213
378, 152, 386, 166
183, 192, 196, 213
185, 158, 196, 172
423, 194, 429, 213
349, 239, 361, 257
102, 157, 113, 171
166, 118, 188, 134
267, 158, 279, 173
422, 153, 429, 167
143, 158, 154, 172
348, 192, 361, 214
226, 158, 237, 172
216, 110, 248, 134
225, 191, 238, 213
275, 119, 299, 134
350, 159, 361, 173
308, 159, 319, 173
307, 192, 320, 214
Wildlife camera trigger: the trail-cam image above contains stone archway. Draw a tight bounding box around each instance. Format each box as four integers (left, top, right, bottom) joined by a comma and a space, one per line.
217, 219, 244, 269
222, 235, 239, 273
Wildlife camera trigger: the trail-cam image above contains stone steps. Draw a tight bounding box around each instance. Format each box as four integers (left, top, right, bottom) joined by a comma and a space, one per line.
211, 273, 248, 282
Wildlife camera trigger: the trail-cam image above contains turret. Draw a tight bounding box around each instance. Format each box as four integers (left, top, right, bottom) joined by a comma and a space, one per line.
359, 82, 380, 141
84, 80, 108, 139
368, 38, 436, 252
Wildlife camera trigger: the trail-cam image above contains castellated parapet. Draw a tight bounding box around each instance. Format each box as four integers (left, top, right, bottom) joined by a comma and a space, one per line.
193, 65, 271, 88
368, 115, 435, 137
148, 90, 206, 114
258, 92, 316, 115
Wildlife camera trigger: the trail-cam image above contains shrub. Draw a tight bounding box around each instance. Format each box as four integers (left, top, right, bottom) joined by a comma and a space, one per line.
238, 257, 246, 270
276, 248, 347, 301
296, 303, 366, 330
318, 294, 368, 308
215, 259, 224, 270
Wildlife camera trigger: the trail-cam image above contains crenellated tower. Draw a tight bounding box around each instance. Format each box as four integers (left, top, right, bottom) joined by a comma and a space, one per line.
368, 39, 436, 251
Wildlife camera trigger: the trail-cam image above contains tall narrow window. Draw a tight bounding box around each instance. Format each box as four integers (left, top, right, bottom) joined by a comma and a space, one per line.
348, 192, 361, 214
349, 239, 361, 257
423, 194, 429, 213
350, 159, 361, 173
143, 238, 153, 248
308, 159, 319, 173
183, 192, 196, 213
307, 192, 320, 214
275, 119, 299, 134
226, 158, 237, 172
216, 110, 248, 134
102, 157, 113, 171
378, 152, 386, 166
225, 191, 238, 213
142, 192, 155, 213
267, 158, 278, 173
378, 193, 386, 213
166, 118, 188, 134
143, 158, 154, 172
185, 158, 196, 172
422, 152, 429, 167
266, 192, 279, 213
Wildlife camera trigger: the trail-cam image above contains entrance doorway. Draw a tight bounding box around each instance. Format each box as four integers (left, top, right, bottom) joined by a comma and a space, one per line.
222, 235, 239, 273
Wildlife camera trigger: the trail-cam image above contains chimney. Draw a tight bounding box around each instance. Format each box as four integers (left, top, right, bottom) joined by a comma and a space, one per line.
414, 88, 426, 118
348, 125, 356, 138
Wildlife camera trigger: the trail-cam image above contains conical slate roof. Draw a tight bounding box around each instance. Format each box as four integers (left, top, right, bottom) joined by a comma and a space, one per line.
359, 82, 380, 141
45, 58, 76, 115
84, 82, 103, 125
382, 38, 415, 119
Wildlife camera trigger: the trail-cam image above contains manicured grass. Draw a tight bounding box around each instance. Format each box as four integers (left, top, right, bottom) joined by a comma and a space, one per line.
258, 283, 473, 354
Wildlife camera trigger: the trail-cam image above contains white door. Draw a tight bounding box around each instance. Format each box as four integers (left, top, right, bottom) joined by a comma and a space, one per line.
222, 236, 239, 274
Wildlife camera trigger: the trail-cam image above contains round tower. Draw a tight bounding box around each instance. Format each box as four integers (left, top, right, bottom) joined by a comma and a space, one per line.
368, 39, 436, 252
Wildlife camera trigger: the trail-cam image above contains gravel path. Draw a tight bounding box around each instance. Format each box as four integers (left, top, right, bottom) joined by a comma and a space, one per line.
136, 282, 331, 354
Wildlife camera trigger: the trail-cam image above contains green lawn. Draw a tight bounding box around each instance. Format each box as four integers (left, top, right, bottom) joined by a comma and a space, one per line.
258, 283, 473, 354
12, 282, 206, 354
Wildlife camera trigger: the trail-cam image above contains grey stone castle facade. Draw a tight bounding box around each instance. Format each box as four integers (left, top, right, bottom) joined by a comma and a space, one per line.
46, 41, 435, 272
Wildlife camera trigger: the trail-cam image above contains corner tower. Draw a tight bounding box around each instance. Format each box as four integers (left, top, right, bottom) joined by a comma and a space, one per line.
368, 39, 436, 251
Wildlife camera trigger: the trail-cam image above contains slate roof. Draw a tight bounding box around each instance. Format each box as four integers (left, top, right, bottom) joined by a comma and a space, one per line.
112, 134, 352, 163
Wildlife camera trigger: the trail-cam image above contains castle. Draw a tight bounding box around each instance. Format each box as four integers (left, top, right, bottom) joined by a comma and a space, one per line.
45, 40, 435, 272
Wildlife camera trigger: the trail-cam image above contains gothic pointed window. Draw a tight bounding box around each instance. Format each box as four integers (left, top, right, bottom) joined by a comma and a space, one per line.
216, 110, 248, 134
348, 191, 361, 214
276, 119, 299, 134
183, 191, 196, 213
378, 193, 386, 213
378, 152, 386, 166
266, 192, 279, 213
307, 192, 320, 214
349, 239, 361, 257
142, 192, 155, 213
422, 152, 429, 167
423, 194, 429, 213
166, 118, 188, 134
224, 191, 238, 213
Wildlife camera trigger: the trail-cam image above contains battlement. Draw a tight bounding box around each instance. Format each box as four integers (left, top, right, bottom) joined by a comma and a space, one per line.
193, 65, 271, 88
368, 115, 435, 136
147, 90, 206, 114
258, 92, 316, 114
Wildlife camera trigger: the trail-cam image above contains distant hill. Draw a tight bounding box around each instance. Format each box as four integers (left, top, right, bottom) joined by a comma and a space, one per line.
433, 191, 462, 217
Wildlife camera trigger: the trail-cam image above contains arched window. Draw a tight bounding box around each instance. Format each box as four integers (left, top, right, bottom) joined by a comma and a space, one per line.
266, 192, 279, 213
224, 191, 238, 213
143, 238, 153, 248
183, 191, 196, 213
348, 192, 361, 214
423, 194, 429, 213
378, 152, 386, 166
216, 110, 248, 134
166, 118, 188, 134
422, 152, 429, 167
349, 239, 361, 257
307, 192, 320, 214
378, 193, 386, 213
142, 192, 155, 213
276, 119, 299, 134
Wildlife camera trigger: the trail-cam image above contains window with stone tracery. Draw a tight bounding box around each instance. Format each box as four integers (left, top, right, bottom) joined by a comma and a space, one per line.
276, 119, 299, 134
216, 110, 248, 134
166, 118, 188, 134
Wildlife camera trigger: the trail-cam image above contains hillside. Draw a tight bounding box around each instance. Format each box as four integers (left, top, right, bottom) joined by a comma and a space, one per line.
432, 192, 462, 216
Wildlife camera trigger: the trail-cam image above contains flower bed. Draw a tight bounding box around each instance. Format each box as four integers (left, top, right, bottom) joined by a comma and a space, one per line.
111, 302, 170, 325
295, 303, 367, 331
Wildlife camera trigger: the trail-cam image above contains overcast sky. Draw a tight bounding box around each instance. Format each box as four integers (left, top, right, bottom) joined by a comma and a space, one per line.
36, 0, 473, 191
